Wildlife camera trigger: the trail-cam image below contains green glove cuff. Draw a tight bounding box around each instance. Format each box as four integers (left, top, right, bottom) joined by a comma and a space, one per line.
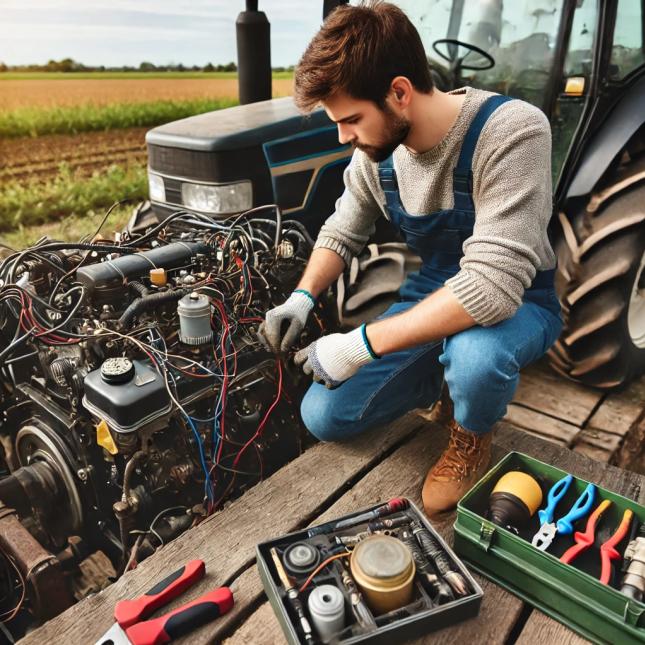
361, 324, 380, 359
293, 288, 316, 307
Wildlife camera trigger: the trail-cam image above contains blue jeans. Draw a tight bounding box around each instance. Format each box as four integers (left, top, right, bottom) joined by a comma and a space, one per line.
300, 287, 562, 440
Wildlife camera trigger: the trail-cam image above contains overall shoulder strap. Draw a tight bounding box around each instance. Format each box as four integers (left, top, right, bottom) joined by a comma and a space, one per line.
377, 154, 402, 212
453, 94, 514, 210
377, 154, 398, 192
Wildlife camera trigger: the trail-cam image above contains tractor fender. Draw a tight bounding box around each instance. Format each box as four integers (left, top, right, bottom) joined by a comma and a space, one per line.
567, 74, 645, 199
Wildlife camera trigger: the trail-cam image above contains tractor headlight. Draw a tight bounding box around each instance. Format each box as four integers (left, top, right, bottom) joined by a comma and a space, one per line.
181, 181, 253, 215
148, 173, 166, 203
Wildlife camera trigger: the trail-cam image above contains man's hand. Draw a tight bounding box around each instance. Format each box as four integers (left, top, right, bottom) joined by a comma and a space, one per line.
258, 290, 315, 353
294, 324, 377, 388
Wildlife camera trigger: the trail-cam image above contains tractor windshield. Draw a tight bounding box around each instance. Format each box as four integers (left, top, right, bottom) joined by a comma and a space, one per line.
384, 0, 564, 108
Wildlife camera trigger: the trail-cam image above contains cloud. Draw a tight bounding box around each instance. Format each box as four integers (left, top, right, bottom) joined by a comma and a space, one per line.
0, 0, 322, 66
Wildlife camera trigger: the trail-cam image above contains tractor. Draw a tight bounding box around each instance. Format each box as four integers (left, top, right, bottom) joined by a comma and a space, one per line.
138, 0, 645, 389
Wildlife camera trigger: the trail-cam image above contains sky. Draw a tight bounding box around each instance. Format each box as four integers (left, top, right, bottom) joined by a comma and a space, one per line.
0, 0, 326, 67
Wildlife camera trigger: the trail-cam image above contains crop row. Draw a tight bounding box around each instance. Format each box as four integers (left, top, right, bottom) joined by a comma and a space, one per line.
0, 97, 238, 138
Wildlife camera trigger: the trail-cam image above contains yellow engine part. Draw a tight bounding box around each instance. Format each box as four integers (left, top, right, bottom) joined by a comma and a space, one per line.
96, 419, 118, 455
492, 471, 543, 516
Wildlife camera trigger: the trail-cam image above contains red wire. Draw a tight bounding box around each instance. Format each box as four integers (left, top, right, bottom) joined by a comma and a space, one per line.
233, 359, 283, 468
209, 359, 282, 511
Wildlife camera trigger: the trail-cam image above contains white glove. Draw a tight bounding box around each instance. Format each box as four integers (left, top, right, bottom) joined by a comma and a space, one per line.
258, 289, 315, 353
294, 324, 378, 388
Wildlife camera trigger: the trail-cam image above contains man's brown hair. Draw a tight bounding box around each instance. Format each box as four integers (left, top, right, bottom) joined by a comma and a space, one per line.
294, 1, 434, 113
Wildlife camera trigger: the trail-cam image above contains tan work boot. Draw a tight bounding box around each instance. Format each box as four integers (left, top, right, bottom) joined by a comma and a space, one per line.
417, 383, 453, 425
422, 419, 492, 518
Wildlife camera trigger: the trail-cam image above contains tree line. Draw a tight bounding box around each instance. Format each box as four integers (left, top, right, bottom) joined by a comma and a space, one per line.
0, 58, 296, 73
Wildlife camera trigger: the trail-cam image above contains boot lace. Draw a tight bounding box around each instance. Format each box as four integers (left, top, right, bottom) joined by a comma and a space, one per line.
433, 426, 485, 480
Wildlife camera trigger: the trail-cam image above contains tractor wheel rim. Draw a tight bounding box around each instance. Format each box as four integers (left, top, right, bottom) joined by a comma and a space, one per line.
628, 251, 645, 348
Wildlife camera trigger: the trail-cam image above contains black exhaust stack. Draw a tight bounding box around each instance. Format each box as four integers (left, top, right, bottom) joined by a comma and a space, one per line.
236, 0, 271, 105
323, 0, 349, 19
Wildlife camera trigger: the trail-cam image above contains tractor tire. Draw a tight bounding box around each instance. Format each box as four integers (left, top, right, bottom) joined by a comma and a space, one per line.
548, 181, 645, 389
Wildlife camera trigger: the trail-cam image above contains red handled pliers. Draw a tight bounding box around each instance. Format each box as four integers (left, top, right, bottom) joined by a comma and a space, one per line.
96, 559, 234, 645
560, 501, 633, 584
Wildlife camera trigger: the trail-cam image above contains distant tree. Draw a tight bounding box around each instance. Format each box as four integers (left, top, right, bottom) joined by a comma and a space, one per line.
139, 61, 157, 71
203, 62, 215, 72
59, 58, 76, 72
223, 61, 237, 72
0, 62, 7, 72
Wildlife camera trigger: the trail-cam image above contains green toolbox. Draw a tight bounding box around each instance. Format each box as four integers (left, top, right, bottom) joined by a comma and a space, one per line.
257, 498, 483, 644
454, 451, 645, 645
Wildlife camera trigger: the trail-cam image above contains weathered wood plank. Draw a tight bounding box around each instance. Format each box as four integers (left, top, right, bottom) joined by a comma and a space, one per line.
573, 427, 623, 463
616, 415, 645, 474
516, 614, 592, 645
512, 360, 604, 426
18, 415, 423, 645
586, 375, 645, 437
228, 602, 285, 645
504, 403, 580, 446
224, 426, 540, 645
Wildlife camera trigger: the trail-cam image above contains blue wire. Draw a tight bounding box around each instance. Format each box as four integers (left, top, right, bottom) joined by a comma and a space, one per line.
185, 415, 214, 502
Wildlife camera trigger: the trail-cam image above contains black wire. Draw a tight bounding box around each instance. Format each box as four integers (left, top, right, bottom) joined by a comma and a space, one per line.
84, 199, 137, 243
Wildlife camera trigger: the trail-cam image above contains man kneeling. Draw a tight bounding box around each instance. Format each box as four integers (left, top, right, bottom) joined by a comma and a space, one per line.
259, 2, 561, 518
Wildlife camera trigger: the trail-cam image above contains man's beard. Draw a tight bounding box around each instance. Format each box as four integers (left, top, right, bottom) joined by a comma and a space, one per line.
353, 107, 411, 163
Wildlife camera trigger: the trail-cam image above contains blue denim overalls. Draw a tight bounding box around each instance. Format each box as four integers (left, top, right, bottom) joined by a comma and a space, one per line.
301, 95, 563, 440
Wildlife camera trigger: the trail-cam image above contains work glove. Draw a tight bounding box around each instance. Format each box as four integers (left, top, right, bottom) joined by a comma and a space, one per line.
258, 289, 315, 353
294, 324, 378, 388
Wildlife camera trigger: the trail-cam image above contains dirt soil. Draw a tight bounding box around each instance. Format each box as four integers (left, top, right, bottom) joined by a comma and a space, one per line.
0, 128, 149, 182
0, 78, 294, 110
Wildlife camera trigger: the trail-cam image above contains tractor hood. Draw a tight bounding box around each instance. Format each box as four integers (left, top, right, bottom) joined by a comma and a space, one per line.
146, 96, 331, 152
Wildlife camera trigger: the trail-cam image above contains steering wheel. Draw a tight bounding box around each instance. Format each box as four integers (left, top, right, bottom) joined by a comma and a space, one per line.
432, 38, 495, 71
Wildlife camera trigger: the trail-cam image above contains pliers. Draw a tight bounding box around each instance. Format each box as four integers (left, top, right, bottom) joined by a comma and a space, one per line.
531, 474, 596, 551
96, 559, 234, 645
560, 501, 634, 584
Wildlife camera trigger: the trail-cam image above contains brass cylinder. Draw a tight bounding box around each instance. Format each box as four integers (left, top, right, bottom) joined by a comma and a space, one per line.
350, 534, 415, 615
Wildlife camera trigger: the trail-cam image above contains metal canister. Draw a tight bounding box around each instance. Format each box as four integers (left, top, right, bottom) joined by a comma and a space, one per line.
177, 292, 212, 345
307, 584, 345, 642
349, 534, 415, 614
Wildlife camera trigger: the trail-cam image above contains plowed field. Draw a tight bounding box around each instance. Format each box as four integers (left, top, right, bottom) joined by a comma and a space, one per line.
0, 128, 148, 182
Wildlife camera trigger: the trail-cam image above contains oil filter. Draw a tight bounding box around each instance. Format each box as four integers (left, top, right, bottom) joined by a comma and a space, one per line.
488, 471, 543, 530
282, 541, 321, 578
177, 292, 212, 345
350, 534, 415, 614
307, 584, 345, 642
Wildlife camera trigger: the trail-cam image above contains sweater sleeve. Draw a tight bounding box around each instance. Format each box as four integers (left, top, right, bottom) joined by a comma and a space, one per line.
313, 150, 383, 266
445, 102, 555, 326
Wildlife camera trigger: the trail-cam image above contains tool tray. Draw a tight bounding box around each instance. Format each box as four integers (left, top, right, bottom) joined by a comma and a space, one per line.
454, 451, 645, 645
257, 499, 483, 644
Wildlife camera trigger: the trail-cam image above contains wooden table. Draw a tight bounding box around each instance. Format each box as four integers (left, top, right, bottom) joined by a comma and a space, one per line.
19, 414, 644, 645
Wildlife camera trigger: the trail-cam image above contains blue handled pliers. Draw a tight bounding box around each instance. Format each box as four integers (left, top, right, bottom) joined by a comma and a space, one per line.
531, 474, 596, 551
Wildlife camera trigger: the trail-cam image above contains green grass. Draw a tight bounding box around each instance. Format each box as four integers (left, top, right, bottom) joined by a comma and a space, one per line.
0, 97, 239, 138
0, 163, 148, 244
0, 71, 294, 80
0, 205, 134, 249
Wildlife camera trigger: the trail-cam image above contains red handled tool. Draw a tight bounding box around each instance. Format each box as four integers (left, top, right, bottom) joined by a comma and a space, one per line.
599, 508, 633, 585
560, 502, 633, 585
560, 500, 611, 565
96, 559, 234, 645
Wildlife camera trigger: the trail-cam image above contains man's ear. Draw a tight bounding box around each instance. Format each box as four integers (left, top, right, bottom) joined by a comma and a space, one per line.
390, 77, 412, 107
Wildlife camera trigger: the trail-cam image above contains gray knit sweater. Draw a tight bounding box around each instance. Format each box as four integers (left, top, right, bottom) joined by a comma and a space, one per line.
314, 87, 556, 326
